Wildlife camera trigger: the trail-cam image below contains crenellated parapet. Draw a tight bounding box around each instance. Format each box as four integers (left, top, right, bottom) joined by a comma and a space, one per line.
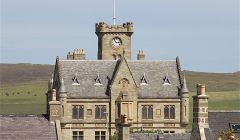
95, 22, 133, 34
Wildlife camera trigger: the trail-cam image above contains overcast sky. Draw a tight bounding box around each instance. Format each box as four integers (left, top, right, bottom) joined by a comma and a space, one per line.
1, 0, 239, 72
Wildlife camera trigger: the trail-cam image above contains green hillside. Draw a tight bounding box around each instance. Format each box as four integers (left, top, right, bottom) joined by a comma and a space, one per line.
185, 70, 240, 92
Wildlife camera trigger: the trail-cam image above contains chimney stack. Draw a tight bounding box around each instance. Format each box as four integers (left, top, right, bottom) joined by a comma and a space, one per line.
67, 52, 74, 60
137, 50, 145, 60
197, 84, 206, 95
191, 84, 210, 140
67, 49, 86, 60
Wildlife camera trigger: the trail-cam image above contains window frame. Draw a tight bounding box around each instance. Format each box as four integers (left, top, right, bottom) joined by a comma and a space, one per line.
95, 105, 107, 119
72, 105, 84, 120
164, 105, 175, 120
72, 131, 84, 140
142, 105, 153, 120
95, 131, 106, 140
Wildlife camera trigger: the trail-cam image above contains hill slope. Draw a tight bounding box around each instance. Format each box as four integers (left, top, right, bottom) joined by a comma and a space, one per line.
0, 63, 54, 85
0, 63, 239, 92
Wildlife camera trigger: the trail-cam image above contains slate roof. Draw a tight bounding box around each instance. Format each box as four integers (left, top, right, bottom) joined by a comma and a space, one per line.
0, 115, 57, 140
54, 59, 182, 99
208, 111, 240, 138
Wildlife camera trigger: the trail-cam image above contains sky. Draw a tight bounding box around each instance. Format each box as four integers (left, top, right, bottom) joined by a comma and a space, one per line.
1, 0, 239, 73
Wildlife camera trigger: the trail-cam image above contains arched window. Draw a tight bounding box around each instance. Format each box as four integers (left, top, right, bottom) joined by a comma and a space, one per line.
164, 105, 175, 119
118, 54, 122, 59
142, 105, 153, 119
112, 54, 117, 60
119, 78, 130, 88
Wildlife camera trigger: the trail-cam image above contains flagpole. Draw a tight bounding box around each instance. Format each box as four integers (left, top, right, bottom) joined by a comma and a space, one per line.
113, 0, 116, 25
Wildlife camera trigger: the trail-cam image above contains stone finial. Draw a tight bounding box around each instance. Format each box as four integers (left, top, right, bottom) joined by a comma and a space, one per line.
137, 50, 145, 60
181, 73, 189, 93
52, 89, 57, 101
197, 84, 206, 95
48, 74, 53, 91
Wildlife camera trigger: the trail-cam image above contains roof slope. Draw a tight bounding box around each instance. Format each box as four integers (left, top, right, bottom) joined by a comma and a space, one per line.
58, 60, 118, 98
208, 111, 240, 138
128, 60, 180, 98
55, 59, 181, 98
0, 115, 57, 140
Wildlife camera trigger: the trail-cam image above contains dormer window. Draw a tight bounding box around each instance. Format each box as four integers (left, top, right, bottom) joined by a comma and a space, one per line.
163, 73, 171, 85
72, 74, 80, 86
94, 73, 102, 86
140, 73, 148, 86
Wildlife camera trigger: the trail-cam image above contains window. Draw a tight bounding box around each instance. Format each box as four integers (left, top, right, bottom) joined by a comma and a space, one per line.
164, 105, 175, 119
95, 131, 105, 140
140, 73, 148, 85
95, 105, 106, 119
142, 105, 153, 119
72, 74, 80, 85
117, 54, 122, 59
116, 103, 121, 118
73, 131, 84, 140
116, 102, 133, 119
94, 73, 102, 86
112, 54, 117, 60
72, 105, 84, 119
230, 123, 240, 133
163, 74, 171, 85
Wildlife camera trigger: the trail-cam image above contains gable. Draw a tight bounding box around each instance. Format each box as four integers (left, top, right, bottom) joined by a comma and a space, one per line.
111, 58, 137, 88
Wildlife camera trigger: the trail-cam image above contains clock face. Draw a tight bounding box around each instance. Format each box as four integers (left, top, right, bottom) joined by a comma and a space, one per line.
111, 37, 122, 48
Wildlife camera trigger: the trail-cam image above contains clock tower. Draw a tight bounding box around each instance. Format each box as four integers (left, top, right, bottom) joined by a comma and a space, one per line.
95, 22, 133, 60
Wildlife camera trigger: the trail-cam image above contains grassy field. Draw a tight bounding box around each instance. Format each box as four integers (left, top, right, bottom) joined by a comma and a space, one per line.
0, 82, 47, 114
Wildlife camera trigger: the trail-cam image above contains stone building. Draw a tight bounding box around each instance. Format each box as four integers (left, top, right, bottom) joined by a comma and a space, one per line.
1, 22, 238, 140
46, 22, 190, 140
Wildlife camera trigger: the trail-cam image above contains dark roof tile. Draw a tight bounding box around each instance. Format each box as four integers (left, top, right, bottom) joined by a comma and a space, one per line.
0, 115, 57, 140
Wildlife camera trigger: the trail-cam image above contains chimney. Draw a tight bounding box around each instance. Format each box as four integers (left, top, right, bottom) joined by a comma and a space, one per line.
73, 49, 86, 60
137, 50, 145, 60
197, 84, 206, 95
191, 84, 210, 140
67, 52, 74, 60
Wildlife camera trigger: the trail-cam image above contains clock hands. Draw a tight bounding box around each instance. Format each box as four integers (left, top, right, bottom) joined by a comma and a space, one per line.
112, 37, 121, 48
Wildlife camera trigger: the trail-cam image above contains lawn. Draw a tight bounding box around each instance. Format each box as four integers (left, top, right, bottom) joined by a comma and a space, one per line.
0, 82, 47, 114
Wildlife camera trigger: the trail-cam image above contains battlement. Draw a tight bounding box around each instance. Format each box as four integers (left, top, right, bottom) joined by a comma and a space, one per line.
95, 22, 133, 34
